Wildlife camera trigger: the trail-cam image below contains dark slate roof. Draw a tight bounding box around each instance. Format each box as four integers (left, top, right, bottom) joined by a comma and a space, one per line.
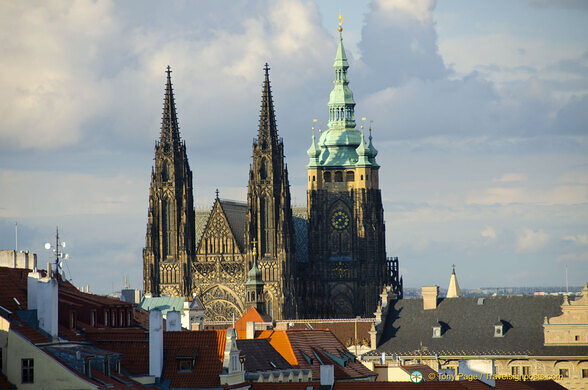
194, 209, 211, 247
236, 338, 292, 373
292, 206, 308, 263
219, 200, 248, 251
370, 295, 588, 357
195, 201, 309, 259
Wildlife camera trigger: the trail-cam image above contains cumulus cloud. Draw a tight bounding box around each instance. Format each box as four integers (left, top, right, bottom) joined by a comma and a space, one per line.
517, 228, 549, 253
481, 226, 497, 239
562, 234, 588, 246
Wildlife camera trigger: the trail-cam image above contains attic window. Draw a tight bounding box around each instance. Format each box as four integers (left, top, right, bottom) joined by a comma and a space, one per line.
177, 358, 193, 373
494, 324, 504, 337
433, 325, 442, 338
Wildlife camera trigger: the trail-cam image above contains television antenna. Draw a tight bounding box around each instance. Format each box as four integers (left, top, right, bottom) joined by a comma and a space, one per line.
44, 226, 70, 278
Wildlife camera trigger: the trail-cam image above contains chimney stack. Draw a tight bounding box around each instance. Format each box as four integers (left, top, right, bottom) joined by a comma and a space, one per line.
246, 321, 256, 339
166, 310, 181, 331
422, 286, 439, 310
149, 310, 164, 377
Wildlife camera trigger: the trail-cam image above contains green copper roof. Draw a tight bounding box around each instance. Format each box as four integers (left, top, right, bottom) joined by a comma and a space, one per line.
246, 258, 264, 286
308, 27, 379, 169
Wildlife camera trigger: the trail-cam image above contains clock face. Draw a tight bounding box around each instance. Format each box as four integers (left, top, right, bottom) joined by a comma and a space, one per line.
331, 210, 350, 230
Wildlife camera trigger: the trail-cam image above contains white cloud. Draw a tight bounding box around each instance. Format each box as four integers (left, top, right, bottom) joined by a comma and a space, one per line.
372, 0, 435, 24
562, 234, 588, 246
517, 228, 549, 253
481, 226, 497, 239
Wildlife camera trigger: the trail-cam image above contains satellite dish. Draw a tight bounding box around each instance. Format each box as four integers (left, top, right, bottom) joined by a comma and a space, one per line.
44, 243, 51, 250
64, 254, 69, 260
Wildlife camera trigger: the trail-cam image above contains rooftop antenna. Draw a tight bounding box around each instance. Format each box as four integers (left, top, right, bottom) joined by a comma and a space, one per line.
44, 226, 69, 278
15, 222, 18, 252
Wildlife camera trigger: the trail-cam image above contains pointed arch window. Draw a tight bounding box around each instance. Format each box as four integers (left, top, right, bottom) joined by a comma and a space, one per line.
260, 196, 272, 255
260, 158, 269, 180
162, 161, 171, 182
162, 199, 174, 257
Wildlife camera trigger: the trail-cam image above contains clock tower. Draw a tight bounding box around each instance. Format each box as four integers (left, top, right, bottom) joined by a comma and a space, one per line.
298, 26, 396, 318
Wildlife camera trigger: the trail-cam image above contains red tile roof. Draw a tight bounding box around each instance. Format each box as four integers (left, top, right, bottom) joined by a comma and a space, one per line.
400, 364, 439, 381
85, 328, 149, 375
0, 372, 15, 390
250, 381, 493, 389
0, 267, 30, 312
162, 330, 227, 389
256, 329, 376, 381
494, 379, 568, 389
9, 312, 51, 344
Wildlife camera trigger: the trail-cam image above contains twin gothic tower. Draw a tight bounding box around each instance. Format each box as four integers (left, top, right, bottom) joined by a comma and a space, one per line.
143, 29, 401, 320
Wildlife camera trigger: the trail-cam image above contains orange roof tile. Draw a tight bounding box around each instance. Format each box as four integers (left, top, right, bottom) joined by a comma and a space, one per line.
257, 329, 298, 366
234, 307, 272, 331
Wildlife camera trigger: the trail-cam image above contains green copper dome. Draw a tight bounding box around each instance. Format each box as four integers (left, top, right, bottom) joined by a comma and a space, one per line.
307, 26, 379, 169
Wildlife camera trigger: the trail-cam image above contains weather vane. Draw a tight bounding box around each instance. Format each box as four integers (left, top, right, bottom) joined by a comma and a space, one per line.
338, 12, 344, 32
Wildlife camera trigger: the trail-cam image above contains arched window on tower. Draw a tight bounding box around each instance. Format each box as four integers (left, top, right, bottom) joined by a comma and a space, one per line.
162, 199, 173, 257
324, 172, 331, 182
335, 171, 343, 182
260, 158, 269, 180
162, 161, 171, 182
346, 171, 355, 182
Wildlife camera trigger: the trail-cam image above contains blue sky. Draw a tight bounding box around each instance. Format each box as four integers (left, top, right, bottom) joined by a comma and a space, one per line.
0, 0, 587, 294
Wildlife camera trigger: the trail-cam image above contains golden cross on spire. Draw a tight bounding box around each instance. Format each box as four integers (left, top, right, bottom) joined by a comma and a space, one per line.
252, 239, 258, 259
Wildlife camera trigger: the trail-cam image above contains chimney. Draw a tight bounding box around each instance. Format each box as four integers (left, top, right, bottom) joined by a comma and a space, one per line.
246, 321, 255, 339
166, 310, 181, 331
422, 286, 439, 310
27, 270, 42, 310
34, 267, 58, 339
320, 365, 334, 387
149, 310, 164, 377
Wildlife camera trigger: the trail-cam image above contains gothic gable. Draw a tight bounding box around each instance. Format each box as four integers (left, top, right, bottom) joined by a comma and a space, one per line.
196, 199, 247, 256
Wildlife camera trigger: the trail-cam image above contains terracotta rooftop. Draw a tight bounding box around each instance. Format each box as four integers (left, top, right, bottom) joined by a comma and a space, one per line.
85, 328, 149, 375
494, 379, 568, 389
162, 330, 227, 389
400, 364, 439, 381
0, 267, 30, 312
250, 380, 494, 389
0, 372, 15, 390
256, 328, 376, 381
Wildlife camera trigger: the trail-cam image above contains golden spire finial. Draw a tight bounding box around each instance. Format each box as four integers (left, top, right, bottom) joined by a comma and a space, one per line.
338, 12, 344, 32
252, 239, 257, 259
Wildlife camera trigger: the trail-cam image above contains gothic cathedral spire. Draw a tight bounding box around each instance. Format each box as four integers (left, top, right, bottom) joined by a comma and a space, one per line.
143, 66, 195, 297
244, 64, 296, 319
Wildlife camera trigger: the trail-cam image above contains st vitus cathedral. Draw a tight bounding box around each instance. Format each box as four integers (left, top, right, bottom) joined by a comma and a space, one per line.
143, 27, 402, 321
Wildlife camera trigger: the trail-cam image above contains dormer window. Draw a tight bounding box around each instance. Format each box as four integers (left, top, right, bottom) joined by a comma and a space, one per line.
433, 325, 442, 338
494, 324, 504, 337
177, 358, 193, 373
